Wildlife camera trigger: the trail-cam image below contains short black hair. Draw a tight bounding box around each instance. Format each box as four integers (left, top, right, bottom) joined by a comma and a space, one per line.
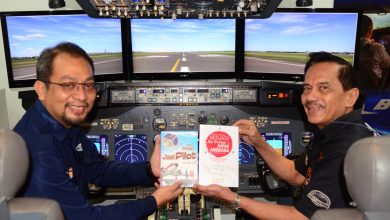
360, 15, 373, 37
36, 42, 94, 84
304, 51, 364, 109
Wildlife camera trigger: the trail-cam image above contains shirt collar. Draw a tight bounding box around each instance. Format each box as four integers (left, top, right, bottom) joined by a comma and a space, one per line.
360, 38, 372, 46
34, 100, 81, 141
324, 109, 362, 129
315, 109, 363, 142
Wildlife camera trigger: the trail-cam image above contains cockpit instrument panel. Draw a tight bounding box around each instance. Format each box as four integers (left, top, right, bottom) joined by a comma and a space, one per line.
75, 0, 282, 19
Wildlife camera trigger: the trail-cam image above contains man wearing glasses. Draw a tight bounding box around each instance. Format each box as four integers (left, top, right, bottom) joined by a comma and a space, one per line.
14, 42, 183, 220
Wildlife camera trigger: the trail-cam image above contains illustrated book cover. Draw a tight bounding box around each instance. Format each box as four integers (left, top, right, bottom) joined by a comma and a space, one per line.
160, 131, 199, 187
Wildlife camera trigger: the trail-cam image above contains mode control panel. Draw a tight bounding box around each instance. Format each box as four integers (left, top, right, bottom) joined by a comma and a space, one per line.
110, 86, 258, 104
110, 90, 136, 104
233, 88, 257, 103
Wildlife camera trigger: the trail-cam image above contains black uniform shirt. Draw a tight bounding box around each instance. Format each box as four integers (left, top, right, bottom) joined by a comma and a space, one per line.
294, 109, 373, 217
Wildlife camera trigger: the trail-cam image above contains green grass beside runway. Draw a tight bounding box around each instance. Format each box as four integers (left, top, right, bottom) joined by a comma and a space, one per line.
11, 53, 122, 68
89, 53, 121, 60
206, 51, 235, 56
132, 52, 176, 57
245, 51, 354, 65
132, 51, 236, 57
11, 58, 37, 68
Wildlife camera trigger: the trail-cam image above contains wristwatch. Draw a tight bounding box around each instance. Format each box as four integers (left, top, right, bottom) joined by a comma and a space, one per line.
231, 193, 241, 211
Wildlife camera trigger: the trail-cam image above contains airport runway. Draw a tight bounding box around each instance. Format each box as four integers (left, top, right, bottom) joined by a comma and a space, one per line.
245, 57, 305, 74
12, 58, 123, 80
133, 52, 305, 74
133, 52, 235, 73
12, 54, 304, 80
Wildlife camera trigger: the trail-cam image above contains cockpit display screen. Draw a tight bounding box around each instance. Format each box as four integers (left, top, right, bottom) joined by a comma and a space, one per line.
114, 134, 148, 163
261, 132, 292, 156
87, 134, 109, 156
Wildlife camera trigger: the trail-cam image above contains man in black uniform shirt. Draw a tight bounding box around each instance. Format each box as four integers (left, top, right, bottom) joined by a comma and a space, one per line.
194, 52, 374, 219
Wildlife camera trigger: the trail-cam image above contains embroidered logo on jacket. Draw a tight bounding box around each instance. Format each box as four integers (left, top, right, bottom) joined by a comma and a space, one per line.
307, 190, 331, 209
67, 167, 73, 179
76, 143, 83, 152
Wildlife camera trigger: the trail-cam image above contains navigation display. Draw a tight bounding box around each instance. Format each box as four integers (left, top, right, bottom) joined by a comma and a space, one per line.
114, 134, 148, 163
239, 141, 255, 165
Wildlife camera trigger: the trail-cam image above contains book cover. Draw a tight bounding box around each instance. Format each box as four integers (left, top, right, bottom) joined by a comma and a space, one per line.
160, 131, 199, 187
198, 125, 239, 187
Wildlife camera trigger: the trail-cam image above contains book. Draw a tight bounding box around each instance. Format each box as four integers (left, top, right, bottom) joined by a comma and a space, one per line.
198, 125, 239, 187
160, 131, 199, 187
160, 125, 239, 188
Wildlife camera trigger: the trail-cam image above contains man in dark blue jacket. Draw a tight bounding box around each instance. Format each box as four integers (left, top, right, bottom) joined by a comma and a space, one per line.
14, 42, 183, 220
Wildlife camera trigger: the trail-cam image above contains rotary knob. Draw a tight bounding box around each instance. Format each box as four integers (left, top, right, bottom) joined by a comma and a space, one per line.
220, 116, 229, 125
198, 115, 208, 124
152, 117, 167, 131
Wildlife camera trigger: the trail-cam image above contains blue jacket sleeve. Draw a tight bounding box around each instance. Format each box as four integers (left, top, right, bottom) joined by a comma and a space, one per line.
78, 135, 157, 187
24, 136, 157, 220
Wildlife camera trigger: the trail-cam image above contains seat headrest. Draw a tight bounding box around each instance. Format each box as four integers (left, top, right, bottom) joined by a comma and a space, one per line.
0, 129, 29, 200
344, 135, 390, 211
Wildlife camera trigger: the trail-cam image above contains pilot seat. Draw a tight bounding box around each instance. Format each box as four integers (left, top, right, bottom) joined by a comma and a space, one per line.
311, 135, 390, 220
0, 128, 64, 220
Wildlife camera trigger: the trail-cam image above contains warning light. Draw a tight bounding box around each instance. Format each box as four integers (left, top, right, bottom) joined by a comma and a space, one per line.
278, 92, 289, 99
265, 91, 290, 101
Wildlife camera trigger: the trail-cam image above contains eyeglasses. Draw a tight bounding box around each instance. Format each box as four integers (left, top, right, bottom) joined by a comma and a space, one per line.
45, 81, 98, 93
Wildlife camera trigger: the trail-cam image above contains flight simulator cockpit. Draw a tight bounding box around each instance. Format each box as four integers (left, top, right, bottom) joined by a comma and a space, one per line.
1, 0, 389, 219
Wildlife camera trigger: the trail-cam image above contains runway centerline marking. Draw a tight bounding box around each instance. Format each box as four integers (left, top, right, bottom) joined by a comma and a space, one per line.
171, 58, 180, 72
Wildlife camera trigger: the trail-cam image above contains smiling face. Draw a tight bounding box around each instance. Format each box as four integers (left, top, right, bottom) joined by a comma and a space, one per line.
34, 52, 96, 128
301, 62, 358, 129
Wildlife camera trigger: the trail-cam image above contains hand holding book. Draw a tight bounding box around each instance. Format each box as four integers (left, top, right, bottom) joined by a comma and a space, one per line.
160, 125, 239, 188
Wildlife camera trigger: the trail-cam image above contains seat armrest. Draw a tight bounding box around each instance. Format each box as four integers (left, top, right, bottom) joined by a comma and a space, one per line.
9, 198, 64, 220
0, 197, 10, 220
311, 208, 363, 220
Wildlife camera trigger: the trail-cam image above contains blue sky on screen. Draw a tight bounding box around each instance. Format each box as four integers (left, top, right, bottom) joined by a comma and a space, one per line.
6, 14, 121, 57
131, 19, 236, 52
245, 13, 358, 53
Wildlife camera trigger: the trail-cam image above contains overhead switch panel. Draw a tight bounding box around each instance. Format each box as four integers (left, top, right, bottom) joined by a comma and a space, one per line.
75, 0, 282, 19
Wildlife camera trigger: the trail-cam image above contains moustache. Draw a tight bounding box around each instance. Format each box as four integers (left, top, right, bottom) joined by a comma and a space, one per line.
304, 101, 324, 109
65, 102, 89, 108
